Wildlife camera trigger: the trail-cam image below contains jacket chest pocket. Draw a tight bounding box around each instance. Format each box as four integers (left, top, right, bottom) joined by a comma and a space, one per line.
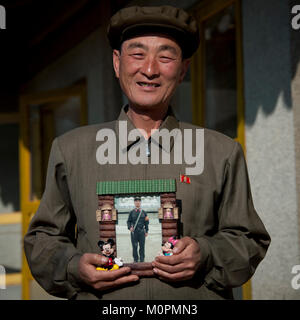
176, 180, 217, 238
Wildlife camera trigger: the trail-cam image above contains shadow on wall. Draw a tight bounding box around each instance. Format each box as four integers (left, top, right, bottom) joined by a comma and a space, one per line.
242, 0, 297, 126
127, 0, 299, 127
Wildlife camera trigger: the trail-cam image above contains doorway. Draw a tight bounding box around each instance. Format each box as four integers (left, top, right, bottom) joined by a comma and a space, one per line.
19, 83, 87, 299
190, 0, 249, 299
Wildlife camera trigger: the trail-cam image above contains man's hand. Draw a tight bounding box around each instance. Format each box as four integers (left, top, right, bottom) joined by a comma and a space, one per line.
78, 253, 139, 291
145, 233, 148, 237
152, 237, 201, 282
130, 227, 134, 232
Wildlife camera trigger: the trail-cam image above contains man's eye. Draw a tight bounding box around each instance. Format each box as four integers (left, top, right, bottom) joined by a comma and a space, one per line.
160, 56, 174, 62
131, 53, 144, 58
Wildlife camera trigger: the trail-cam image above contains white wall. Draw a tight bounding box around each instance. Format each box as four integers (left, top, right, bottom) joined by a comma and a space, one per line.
243, 0, 300, 299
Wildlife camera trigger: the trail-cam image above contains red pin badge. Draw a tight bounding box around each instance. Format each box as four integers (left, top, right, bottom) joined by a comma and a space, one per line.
180, 174, 191, 184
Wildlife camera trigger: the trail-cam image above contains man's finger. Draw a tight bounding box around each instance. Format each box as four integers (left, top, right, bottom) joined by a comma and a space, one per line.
152, 260, 187, 274
172, 237, 193, 254
113, 274, 139, 286
83, 253, 108, 266
93, 266, 132, 282
153, 268, 193, 282
154, 253, 183, 265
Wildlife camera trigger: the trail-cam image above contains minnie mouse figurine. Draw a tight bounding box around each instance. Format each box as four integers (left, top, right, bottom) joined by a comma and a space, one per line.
96, 238, 123, 271
160, 236, 179, 256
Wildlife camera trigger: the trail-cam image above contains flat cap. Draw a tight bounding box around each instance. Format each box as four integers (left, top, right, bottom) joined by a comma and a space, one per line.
107, 6, 200, 58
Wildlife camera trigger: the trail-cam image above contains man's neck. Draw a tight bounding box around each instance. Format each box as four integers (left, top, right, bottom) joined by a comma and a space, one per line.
127, 105, 168, 139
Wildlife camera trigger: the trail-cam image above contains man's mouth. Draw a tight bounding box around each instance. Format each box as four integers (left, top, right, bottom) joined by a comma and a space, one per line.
137, 82, 160, 88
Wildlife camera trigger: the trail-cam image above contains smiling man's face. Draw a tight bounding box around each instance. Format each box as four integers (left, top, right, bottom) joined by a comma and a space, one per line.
113, 35, 190, 112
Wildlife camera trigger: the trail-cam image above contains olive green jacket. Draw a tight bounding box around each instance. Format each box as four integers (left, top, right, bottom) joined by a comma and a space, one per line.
24, 107, 270, 300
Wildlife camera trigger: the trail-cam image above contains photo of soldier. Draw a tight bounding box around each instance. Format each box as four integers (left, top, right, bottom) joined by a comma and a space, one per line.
114, 195, 162, 264
127, 197, 149, 263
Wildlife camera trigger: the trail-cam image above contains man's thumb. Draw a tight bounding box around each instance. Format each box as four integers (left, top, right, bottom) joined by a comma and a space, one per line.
172, 237, 188, 254
83, 253, 108, 266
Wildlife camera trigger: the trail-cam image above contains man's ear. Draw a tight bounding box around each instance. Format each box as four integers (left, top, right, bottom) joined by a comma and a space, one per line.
113, 49, 121, 79
179, 59, 191, 83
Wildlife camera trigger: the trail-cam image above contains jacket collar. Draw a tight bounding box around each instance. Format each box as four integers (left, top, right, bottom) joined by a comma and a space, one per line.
116, 105, 180, 153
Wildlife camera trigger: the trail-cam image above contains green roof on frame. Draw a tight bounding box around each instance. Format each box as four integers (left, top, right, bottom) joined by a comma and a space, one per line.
96, 179, 176, 195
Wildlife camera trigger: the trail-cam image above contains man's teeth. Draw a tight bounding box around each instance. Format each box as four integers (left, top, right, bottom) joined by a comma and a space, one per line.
138, 82, 159, 87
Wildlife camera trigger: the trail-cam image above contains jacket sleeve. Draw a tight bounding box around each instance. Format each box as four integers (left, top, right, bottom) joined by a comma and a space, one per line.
24, 138, 83, 299
194, 142, 271, 290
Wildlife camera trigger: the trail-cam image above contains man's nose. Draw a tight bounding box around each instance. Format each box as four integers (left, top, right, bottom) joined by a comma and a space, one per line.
140, 57, 159, 79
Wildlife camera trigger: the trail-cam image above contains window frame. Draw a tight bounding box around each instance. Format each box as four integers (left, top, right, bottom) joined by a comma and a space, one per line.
191, 0, 245, 152
19, 83, 88, 299
190, 0, 250, 299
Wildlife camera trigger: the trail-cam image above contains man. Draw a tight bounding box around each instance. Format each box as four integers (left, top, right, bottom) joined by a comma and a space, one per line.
127, 197, 149, 263
24, 6, 270, 300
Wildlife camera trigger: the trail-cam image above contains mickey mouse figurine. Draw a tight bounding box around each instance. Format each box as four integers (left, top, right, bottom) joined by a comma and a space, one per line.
96, 238, 123, 271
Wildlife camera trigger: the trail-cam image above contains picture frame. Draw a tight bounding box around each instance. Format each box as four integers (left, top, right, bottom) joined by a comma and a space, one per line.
96, 179, 180, 277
